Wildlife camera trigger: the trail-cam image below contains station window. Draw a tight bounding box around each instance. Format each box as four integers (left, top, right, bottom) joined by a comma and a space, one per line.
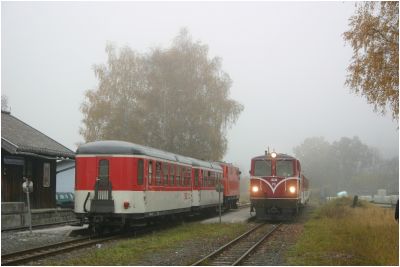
137, 159, 144, 185
43, 162, 50, 187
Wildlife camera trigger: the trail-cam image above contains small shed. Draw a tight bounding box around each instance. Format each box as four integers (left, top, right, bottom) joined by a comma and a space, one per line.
1, 111, 75, 209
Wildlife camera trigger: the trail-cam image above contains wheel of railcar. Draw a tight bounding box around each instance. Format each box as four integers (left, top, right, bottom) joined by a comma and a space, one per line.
93, 224, 105, 236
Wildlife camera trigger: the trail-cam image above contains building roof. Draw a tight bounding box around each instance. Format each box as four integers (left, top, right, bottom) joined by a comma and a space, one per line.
1, 111, 75, 159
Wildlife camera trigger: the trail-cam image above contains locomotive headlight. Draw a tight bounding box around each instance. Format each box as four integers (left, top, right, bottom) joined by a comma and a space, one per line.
252, 186, 259, 193
289, 186, 296, 193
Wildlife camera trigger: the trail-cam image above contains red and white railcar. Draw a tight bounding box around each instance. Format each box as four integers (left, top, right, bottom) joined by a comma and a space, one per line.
74, 140, 238, 230
249, 151, 310, 220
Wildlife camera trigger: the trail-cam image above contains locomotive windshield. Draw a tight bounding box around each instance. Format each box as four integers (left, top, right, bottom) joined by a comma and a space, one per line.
254, 160, 272, 176
254, 159, 294, 177
276, 160, 293, 177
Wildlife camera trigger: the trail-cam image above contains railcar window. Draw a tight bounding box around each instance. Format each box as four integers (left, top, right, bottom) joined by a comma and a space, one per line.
276, 160, 293, 177
170, 165, 175, 185
210, 172, 215, 186
156, 162, 162, 185
148, 161, 153, 185
137, 159, 144, 185
163, 163, 169, 186
194, 169, 199, 186
99, 159, 109, 181
181, 167, 185, 186
254, 160, 272, 176
176, 166, 181, 186
185, 167, 191, 186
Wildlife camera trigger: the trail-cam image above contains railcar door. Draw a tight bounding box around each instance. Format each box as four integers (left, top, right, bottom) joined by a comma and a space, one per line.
90, 157, 114, 213
192, 168, 201, 207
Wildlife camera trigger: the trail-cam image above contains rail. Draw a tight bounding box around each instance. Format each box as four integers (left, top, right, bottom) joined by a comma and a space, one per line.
191, 222, 281, 266
1, 235, 118, 265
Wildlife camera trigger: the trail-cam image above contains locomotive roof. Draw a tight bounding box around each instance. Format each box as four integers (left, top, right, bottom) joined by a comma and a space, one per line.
77, 140, 221, 170
252, 153, 297, 161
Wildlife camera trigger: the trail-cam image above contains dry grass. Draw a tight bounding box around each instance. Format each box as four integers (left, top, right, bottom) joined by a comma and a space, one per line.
45, 222, 248, 265
287, 197, 399, 265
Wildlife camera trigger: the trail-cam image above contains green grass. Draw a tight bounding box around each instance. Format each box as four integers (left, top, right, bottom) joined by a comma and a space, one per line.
46, 222, 247, 265
286, 198, 399, 265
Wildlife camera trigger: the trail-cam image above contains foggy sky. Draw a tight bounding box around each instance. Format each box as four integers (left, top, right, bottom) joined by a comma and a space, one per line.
2, 1, 399, 175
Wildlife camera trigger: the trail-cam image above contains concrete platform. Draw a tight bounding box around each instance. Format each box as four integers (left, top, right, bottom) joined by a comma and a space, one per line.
201, 208, 255, 224
1, 224, 88, 255
1, 202, 77, 230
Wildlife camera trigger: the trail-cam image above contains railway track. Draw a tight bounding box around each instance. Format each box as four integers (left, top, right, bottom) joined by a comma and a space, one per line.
191, 222, 282, 266
1, 234, 121, 266
1, 220, 81, 233
1, 218, 190, 266
1, 222, 163, 266
2, 204, 253, 265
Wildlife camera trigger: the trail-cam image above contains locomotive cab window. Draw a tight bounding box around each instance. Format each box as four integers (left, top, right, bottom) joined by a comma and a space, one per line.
137, 159, 144, 185
254, 160, 272, 176
276, 160, 293, 177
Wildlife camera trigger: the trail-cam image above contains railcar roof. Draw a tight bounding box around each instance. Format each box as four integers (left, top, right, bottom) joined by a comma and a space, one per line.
77, 140, 221, 170
252, 153, 296, 161
186, 157, 222, 171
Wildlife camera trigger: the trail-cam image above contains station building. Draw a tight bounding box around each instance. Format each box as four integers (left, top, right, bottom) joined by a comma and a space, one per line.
1, 110, 75, 209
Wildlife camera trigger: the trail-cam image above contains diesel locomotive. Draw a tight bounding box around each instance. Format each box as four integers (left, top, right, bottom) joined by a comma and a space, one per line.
249, 151, 310, 220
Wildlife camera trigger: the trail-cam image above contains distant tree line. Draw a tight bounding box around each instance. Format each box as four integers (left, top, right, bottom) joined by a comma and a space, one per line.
80, 29, 243, 160
294, 136, 398, 196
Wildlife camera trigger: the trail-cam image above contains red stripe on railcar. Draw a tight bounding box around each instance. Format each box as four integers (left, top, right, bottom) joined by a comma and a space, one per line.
75, 156, 141, 191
